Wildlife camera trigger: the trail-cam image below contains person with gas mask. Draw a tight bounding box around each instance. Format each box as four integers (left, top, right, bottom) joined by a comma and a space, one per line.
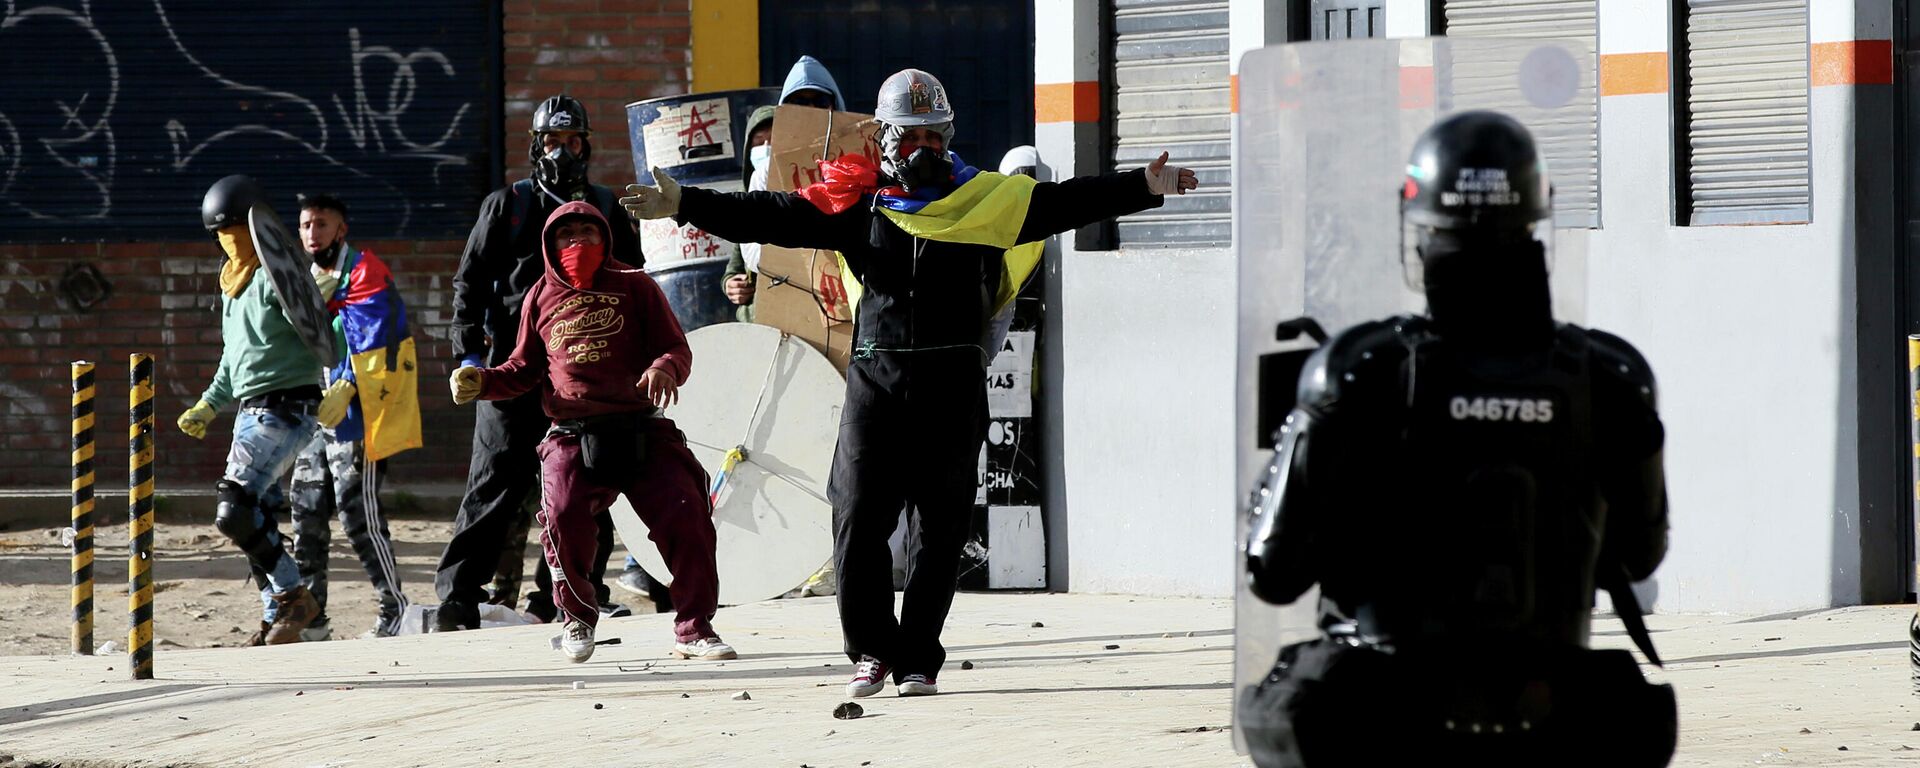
1238, 112, 1675, 767
448, 201, 735, 664
621, 68, 1197, 697
440, 94, 646, 631
723, 56, 850, 323
177, 175, 351, 645
285, 192, 421, 641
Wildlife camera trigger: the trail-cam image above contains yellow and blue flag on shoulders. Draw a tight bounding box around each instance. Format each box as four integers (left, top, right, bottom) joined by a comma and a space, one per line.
325, 247, 422, 461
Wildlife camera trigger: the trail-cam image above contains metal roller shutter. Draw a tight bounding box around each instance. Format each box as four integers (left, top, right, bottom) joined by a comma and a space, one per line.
1680, 0, 1809, 225
0, 3, 499, 241
1110, 0, 1231, 248
1444, 0, 1601, 229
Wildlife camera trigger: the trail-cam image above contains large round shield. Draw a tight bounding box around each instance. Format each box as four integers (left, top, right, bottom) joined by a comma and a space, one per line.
610, 322, 842, 605
1231, 36, 1596, 753
248, 204, 339, 370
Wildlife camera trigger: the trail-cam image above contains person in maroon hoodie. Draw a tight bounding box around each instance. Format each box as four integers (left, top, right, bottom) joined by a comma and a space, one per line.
449, 201, 735, 664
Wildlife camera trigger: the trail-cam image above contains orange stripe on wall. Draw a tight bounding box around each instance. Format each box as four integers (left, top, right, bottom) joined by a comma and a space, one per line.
1600, 52, 1668, 96
1230, 74, 1238, 114
1399, 66, 1434, 110
1812, 40, 1893, 86
1036, 81, 1101, 123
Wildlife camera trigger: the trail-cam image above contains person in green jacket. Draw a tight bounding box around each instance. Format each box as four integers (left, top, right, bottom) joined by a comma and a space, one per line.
175, 175, 354, 646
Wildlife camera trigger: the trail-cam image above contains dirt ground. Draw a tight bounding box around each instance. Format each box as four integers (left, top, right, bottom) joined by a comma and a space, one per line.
0, 516, 655, 656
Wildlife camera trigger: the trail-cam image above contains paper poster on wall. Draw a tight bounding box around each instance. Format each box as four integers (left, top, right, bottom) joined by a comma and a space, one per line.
986, 331, 1035, 418
641, 98, 735, 170
638, 217, 737, 266
986, 505, 1046, 589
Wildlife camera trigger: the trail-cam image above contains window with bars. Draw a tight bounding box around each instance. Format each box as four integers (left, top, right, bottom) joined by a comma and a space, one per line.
1673, 0, 1810, 225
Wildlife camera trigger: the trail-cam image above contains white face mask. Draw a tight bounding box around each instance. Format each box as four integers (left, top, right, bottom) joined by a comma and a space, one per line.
749, 143, 771, 172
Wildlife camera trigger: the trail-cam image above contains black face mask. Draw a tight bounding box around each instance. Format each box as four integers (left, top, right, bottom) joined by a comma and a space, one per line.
309, 239, 344, 270
534, 144, 588, 195
897, 147, 954, 194
1419, 233, 1554, 355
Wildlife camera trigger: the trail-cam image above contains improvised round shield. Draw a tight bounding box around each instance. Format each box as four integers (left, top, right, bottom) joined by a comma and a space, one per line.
610, 322, 842, 605
248, 204, 339, 370
1231, 37, 1596, 753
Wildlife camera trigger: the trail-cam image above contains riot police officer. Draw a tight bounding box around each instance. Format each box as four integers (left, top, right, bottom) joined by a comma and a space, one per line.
1238, 111, 1675, 767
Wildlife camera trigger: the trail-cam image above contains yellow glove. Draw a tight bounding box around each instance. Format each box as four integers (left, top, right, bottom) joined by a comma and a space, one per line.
317, 379, 356, 429
450, 367, 483, 405
176, 400, 217, 440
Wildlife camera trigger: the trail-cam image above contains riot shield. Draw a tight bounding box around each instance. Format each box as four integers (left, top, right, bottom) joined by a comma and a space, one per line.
249, 204, 339, 370
1231, 37, 1595, 753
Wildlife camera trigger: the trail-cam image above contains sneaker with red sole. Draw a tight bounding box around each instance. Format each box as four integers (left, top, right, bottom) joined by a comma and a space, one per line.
897, 673, 939, 697
847, 655, 890, 698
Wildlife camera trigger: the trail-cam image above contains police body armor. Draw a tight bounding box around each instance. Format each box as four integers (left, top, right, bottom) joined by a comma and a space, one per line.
1238, 314, 1675, 768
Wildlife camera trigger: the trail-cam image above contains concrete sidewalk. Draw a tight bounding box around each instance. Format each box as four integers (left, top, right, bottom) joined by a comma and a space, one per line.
1, 594, 1916, 767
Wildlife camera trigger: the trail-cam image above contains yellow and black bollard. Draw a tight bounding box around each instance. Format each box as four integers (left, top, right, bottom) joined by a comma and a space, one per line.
128, 353, 155, 680
1909, 336, 1920, 693
71, 361, 95, 655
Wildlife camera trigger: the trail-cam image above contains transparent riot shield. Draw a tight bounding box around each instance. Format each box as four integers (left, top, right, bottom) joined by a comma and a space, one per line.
1231, 36, 1595, 753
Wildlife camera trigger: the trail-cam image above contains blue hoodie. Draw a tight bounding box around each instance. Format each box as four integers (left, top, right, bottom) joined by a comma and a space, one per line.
781, 55, 846, 111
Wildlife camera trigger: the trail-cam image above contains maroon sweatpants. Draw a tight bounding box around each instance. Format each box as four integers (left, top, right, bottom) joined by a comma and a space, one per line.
536, 419, 719, 642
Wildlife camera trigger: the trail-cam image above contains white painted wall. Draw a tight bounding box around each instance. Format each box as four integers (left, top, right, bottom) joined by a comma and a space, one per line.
1059, 246, 1239, 596
1583, 28, 1866, 611
1041, 0, 1881, 610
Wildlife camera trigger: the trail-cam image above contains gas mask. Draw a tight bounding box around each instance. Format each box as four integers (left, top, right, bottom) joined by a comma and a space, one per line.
533, 141, 590, 196
896, 147, 954, 194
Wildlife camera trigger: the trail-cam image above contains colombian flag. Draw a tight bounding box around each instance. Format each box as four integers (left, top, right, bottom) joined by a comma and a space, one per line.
327, 247, 423, 461
796, 153, 1045, 318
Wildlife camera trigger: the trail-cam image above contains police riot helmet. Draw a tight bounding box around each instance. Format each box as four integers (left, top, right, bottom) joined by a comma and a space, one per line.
202, 174, 266, 233
874, 69, 956, 181
529, 94, 594, 193
1400, 111, 1553, 285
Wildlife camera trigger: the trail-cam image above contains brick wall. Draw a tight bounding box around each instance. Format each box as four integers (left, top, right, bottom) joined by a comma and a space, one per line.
0, 0, 693, 492
505, 0, 694, 193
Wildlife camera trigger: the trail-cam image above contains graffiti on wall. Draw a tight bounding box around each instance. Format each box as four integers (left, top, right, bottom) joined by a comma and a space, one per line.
0, 1, 490, 239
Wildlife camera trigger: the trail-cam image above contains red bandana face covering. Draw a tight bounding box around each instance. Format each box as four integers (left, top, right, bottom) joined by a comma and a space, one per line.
558, 241, 605, 289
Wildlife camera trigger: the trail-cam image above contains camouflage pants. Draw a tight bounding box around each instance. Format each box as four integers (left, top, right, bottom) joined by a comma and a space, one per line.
290, 432, 407, 634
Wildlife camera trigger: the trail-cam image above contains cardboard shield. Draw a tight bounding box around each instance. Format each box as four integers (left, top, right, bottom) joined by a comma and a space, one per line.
1231, 37, 1597, 753
248, 205, 338, 370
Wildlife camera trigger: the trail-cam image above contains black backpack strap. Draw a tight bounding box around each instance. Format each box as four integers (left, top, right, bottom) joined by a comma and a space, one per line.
1603, 565, 1662, 668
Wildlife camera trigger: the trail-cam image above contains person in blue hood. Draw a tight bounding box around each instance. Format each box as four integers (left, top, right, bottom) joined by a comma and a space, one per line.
721, 55, 850, 324
780, 54, 846, 110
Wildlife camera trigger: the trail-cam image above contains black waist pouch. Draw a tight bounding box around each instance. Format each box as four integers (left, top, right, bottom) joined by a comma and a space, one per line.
1239, 638, 1676, 768
555, 411, 652, 480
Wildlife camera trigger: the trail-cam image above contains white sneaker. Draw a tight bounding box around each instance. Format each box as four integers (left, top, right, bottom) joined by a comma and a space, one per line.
561, 620, 595, 663
897, 673, 938, 697
847, 656, 890, 698
673, 637, 738, 660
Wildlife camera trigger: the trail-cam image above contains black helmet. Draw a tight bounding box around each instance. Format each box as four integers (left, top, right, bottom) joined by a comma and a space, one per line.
202, 174, 266, 233
531, 94, 592, 136
529, 94, 593, 194
1401, 111, 1550, 232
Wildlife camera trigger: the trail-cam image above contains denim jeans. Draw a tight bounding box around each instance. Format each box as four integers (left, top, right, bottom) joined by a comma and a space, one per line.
224, 406, 317, 619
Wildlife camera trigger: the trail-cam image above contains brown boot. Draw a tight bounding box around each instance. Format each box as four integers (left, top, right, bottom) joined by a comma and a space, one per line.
243, 620, 270, 648
264, 586, 319, 645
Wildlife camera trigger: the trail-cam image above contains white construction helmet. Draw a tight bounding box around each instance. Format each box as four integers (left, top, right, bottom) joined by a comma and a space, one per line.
875, 69, 957, 177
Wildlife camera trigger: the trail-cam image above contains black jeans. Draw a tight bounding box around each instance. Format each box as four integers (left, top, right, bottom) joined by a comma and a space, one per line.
830, 351, 987, 679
